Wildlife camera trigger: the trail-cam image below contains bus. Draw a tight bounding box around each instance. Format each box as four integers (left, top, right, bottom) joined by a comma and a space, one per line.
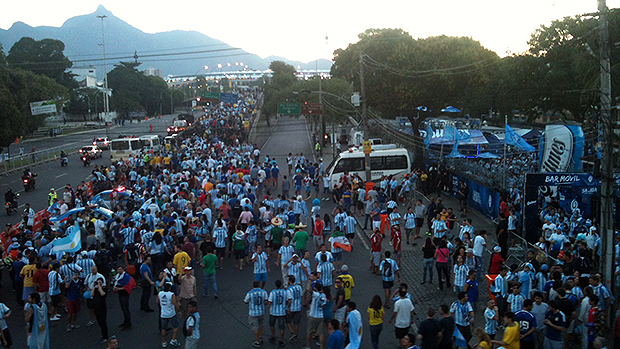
110, 138, 142, 161
325, 147, 411, 188
139, 135, 161, 152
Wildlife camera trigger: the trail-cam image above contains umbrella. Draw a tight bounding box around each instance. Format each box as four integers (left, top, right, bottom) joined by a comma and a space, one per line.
441, 106, 461, 113
477, 152, 501, 159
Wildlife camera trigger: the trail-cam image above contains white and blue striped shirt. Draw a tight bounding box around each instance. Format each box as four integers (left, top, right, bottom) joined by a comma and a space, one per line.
388, 212, 401, 227
268, 288, 288, 316
387, 201, 397, 209
453, 264, 470, 287
300, 259, 311, 281
344, 216, 357, 235
253, 252, 268, 274
213, 227, 228, 248
246, 225, 258, 243
459, 225, 474, 241
493, 275, 508, 297
59, 263, 83, 279
508, 293, 525, 312
450, 300, 473, 326
121, 227, 136, 246
244, 288, 268, 317
287, 284, 303, 312
403, 213, 416, 229
484, 307, 498, 335
278, 245, 295, 265
380, 258, 399, 282
309, 291, 326, 318
287, 262, 301, 284
77, 258, 95, 279
432, 220, 447, 238
318, 262, 334, 286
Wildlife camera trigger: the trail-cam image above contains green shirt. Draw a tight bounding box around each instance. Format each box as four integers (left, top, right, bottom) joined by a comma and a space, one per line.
271, 227, 283, 245
292, 231, 309, 250
202, 254, 218, 274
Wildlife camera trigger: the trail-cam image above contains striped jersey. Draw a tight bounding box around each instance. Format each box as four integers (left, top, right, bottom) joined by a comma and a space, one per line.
388, 212, 401, 227
386, 201, 397, 209
344, 216, 357, 235
278, 245, 295, 265
484, 307, 498, 334
309, 291, 326, 318
300, 259, 311, 281
77, 258, 95, 278
244, 288, 268, 317
287, 262, 301, 284
213, 227, 228, 248
379, 258, 399, 282
287, 284, 303, 312
403, 213, 416, 229
253, 252, 268, 274
121, 227, 136, 246
318, 262, 335, 286
450, 300, 473, 326
268, 288, 288, 316
432, 220, 447, 238
453, 264, 470, 287
246, 225, 258, 243
59, 263, 83, 279
507, 293, 525, 312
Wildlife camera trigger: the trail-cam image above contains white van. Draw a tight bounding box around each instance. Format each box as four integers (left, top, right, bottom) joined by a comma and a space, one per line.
110, 138, 142, 161
325, 147, 411, 188
139, 135, 161, 152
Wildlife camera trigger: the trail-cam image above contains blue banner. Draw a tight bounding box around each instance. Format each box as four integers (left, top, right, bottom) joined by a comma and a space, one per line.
539, 124, 585, 172
451, 175, 499, 221
219, 93, 239, 104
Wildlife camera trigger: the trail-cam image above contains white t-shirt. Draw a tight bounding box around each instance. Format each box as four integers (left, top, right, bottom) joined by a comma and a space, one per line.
158, 291, 176, 319
473, 235, 486, 257
393, 298, 415, 328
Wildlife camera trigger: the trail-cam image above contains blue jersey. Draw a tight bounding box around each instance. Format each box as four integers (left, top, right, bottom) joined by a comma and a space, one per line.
213, 227, 228, 248
453, 264, 469, 287
466, 279, 479, 304
253, 252, 268, 274
244, 288, 268, 317
287, 284, 303, 312
380, 259, 399, 282
268, 288, 288, 316
484, 307, 498, 335
508, 293, 525, 312
514, 310, 537, 342
309, 291, 326, 318
318, 262, 335, 287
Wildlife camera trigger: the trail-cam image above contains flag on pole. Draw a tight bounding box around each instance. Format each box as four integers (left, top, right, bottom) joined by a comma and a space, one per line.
51, 223, 81, 254
505, 124, 535, 152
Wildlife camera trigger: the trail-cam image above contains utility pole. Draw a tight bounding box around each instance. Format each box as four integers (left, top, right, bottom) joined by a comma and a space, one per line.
97, 15, 109, 124
598, 0, 614, 290
360, 52, 371, 183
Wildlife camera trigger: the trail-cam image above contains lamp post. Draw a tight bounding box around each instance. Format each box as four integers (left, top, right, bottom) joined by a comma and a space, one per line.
97, 15, 109, 124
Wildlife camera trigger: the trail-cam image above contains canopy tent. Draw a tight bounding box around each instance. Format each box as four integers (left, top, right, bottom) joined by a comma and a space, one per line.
441, 106, 461, 113
477, 152, 501, 159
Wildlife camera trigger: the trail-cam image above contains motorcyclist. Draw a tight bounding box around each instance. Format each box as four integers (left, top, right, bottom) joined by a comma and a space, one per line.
60, 150, 67, 158
23, 168, 33, 178
4, 188, 17, 207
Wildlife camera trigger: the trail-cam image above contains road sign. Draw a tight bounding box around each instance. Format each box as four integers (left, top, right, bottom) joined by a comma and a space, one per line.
201, 92, 220, 100
301, 103, 323, 115
220, 93, 239, 104
363, 141, 372, 154
30, 100, 57, 115
277, 103, 301, 115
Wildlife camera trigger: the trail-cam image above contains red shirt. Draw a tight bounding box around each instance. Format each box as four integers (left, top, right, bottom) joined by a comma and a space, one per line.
314, 220, 324, 237
392, 230, 402, 252
371, 232, 383, 252
489, 253, 505, 275
33, 268, 50, 292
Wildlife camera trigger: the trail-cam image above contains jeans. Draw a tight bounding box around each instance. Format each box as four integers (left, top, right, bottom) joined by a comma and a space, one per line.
436, 262, 450, 289
118, 292, 131, 326
544, 338, 563, 349
140, 284, 152, 310
474, 255, 483, 279
94, 305, 108, 339
369, 323, 382, 349
364, 214, 371, 229
423, 258, 434, 282
203, 273, 218, 296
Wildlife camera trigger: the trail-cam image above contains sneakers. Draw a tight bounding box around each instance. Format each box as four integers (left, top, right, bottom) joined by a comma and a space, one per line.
86, 321, 95, 327
162, 342, 168, 348
289, 334, 298, 342
50, 314, 61, 321
252, 341, 261, 347
169, 339, 181, 347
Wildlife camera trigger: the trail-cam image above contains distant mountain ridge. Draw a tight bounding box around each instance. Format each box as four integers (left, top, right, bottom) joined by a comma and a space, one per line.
0, 5, 333, 77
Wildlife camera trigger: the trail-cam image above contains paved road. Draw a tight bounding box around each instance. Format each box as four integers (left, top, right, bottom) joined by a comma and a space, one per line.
0, 115, 422, 349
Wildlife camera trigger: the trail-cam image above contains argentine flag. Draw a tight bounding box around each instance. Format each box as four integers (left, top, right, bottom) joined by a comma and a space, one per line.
453, 325, 467, 348
51, 223, 82, 253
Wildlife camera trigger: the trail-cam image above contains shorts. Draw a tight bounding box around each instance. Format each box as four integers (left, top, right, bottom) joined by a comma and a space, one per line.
372, 252, 381, 266
51, 294, 62, 308
307, 316, 324, 336
295, 184, 301, 191
161, 315, 180, 330
393, 251, 401, 261
249, 315, 264, 331
234, 250, 245, 260
216, 247, 226, 258
346, 233, 355, 240
67, 299, 80, 314
255, 272, 268, 282
382, 280, 394, 290
415, 218, 423, 228
285, 311, 302, 324
269, 315, 285, 330
313, 235, 322, 247
395, 326, 409, 339
332, 252, 342, 261
39, 291, 51, 304
271, 243, 281, 251
22, 286, 35, 301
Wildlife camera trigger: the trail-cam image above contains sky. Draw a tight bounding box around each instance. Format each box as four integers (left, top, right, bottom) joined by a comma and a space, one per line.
1, 0, 618, 63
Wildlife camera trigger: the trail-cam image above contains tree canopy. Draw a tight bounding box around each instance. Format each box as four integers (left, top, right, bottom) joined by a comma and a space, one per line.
107, 62, 171, 117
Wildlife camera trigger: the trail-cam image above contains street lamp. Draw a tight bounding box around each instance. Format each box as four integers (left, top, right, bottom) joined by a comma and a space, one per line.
97, 15, 109, 124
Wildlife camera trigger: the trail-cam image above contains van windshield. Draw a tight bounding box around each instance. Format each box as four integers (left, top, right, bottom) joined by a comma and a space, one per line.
111, 140, 130, 151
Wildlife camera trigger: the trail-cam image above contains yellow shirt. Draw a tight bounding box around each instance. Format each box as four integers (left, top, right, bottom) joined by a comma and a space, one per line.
173, 251, 191, 274
367, 307, 384, 326
478, 341, 492, 349
21, 264, 39, 288
502, 322, 521, 349
339, 274, 355, 300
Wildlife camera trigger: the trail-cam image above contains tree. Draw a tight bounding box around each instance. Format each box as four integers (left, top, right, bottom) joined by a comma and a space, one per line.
6, 37, 77, 89
263, 61, 298, 117
0, 43, 5, 66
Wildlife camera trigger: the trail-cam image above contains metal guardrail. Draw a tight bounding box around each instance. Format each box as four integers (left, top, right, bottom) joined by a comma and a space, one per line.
0, 144, 81, 176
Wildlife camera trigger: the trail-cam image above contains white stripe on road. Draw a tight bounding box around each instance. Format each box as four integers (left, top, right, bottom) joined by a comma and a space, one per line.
55, 173, 67, 179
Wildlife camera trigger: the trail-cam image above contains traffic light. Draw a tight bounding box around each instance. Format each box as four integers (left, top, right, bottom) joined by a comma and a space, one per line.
196, 97, 201, 102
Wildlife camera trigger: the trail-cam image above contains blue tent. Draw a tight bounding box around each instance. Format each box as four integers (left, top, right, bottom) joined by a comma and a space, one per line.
477, 152, 501, 159
441, 106, 461, 113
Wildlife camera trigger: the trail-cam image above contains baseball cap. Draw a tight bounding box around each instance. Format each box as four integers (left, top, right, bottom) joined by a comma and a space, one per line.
184, 266, 193, 271
493, 246, 501, 252
341, 265, 349, 272
524, 263, 533, 270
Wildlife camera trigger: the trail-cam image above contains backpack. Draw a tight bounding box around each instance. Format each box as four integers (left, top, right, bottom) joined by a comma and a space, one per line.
182, 315, 195, 337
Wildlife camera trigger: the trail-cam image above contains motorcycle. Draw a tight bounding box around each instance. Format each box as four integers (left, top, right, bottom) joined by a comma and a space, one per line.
60, 156, 68, 167
82, 155, 90, 167
5, 193, 19, 216
22, 174, 36, 191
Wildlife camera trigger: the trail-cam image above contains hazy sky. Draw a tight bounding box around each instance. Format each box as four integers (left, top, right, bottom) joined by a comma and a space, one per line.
1, 0, 618, 63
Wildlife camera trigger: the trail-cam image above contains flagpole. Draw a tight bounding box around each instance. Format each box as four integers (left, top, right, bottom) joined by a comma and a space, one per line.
504, 115, 508, 190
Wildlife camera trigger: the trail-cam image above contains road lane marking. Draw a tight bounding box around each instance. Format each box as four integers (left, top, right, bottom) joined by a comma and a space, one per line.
55, 173, 67, 179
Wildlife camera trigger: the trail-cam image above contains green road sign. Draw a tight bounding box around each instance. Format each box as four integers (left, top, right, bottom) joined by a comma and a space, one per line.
201, 92, 220, 100
277, 102, 301, 115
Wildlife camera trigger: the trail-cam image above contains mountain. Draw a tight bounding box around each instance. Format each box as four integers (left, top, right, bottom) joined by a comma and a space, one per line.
0, 5, 333, 77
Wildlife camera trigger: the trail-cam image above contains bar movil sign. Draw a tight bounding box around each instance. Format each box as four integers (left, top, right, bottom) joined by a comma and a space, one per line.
30, 100, 58, 115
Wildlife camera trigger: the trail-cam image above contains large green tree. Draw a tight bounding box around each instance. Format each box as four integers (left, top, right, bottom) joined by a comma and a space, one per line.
6, 37, 77, 89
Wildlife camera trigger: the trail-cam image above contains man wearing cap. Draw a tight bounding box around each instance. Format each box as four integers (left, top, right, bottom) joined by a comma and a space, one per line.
292, 224, 309, 257
270, 217, 284, 255
338, 265, 354, 302
178, 266, 197, 317
519, 263, 535, 298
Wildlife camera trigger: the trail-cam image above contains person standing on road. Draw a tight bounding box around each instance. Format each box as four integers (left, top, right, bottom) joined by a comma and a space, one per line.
367, 295, 384, 349
438, 304, 455, 349
184, 301, 200, 349
414, 199, 426, 240
286, 275, 303, 342
390, 287, 415, 340
345, 301, 362, 349
245, 281, 269, 347
417, 307, 441, 349
140, 256, 155, 312
304, 283, 327, 349
157, 282, 181, 348
268, 279, 288, 347
450, 292, 474, 349
277, 237, 294, 286
178, 267, 197, 317
472, 231, 486, 279
201, 247, 218, 297
379, 251, 400, 309
112, 266, 135, 331
370, 229, 383, 274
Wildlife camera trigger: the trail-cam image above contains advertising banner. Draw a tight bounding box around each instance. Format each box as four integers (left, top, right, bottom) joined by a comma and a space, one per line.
539, 124, 585, 173
451, 174, 499, 221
